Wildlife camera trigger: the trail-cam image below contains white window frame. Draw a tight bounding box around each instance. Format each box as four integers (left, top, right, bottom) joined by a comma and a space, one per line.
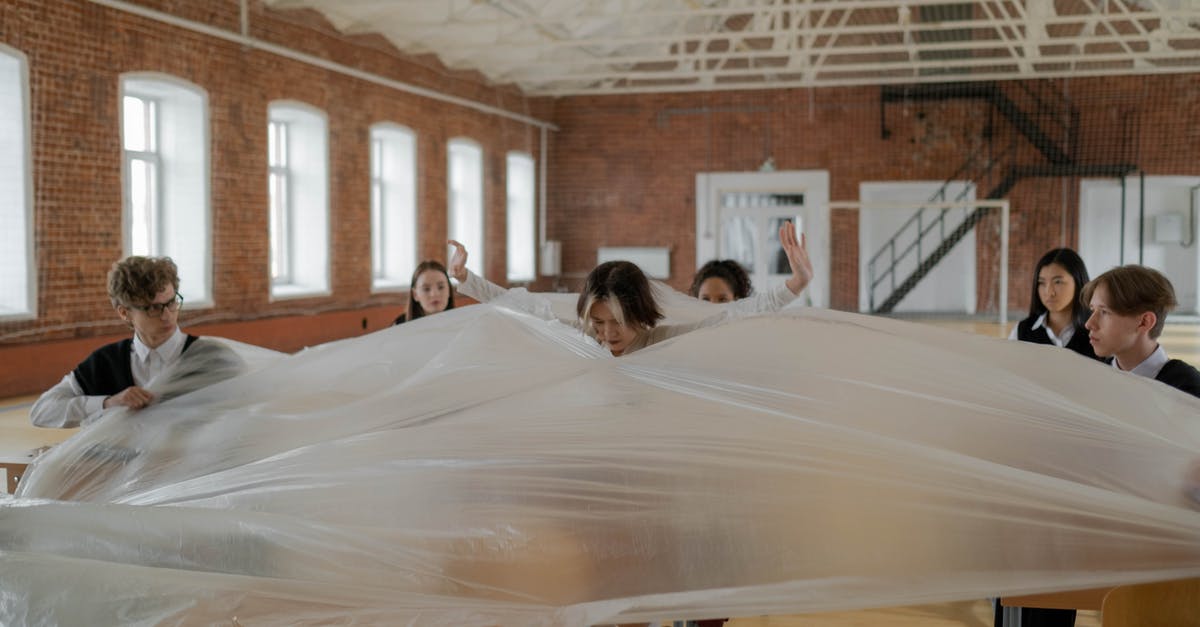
695, 170, 831, 308
120, 73, 212, 307
267, 101, 330, 300
0, 44, 35, 320
448, 138, 485, 278
506, 151, 536, 283
369, 123, 418, 292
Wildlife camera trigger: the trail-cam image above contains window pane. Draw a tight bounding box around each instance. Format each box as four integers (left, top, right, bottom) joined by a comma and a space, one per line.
506, 153, 535, 282
129, 158, 155, 255
768, 216, 801, 275
370, 126, 417, 287
0, 50, 31, 315
371, 180, 384, 278
448, 140, 483, 277
721, 215, 756, 271
145, 99, 157, 152
123, 95, 146, 151
269, 170, 289, 282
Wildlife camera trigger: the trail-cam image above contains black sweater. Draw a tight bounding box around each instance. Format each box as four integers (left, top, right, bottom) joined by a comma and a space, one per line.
72, 335, 199, 396
1155, 359, 1200, 399
1015, 316, 1100, 361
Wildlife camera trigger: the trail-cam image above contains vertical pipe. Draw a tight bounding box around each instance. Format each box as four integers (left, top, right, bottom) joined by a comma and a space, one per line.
538, 126, 547, 249
1120, 176, 1127, 264
1138, 170, 1145, 265
1000, 202, 1009, 327
239, 0, 248, 39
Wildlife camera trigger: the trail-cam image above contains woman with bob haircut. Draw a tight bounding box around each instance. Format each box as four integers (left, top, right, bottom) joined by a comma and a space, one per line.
394, 260, 456, 325
448, 222, 812, 356
1008, 248, 1100, 361
689, 259, 752, 304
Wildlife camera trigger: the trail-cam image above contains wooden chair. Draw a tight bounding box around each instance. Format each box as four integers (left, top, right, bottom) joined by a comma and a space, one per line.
1101, 578, 1200, 626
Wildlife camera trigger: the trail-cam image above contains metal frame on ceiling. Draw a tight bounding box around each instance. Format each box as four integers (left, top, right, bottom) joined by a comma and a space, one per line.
264, 0, 1200, 95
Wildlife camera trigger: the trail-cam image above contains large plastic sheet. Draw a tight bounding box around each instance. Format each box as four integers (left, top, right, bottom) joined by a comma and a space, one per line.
3, 286, 1200, 626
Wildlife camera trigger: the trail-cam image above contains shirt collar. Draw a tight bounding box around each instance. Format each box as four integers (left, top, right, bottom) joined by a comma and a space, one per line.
1112, 344, 1169, 379
1031, 312, 1075, 346
132, 327, 187, 363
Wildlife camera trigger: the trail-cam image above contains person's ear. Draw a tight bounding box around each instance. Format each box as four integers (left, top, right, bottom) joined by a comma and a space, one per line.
1138, 311, 1158, 336
116, 304, 132, 324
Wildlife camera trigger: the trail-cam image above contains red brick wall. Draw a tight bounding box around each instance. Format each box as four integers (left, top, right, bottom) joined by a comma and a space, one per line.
0, 0, 548, 395
538, 74, 1200, 314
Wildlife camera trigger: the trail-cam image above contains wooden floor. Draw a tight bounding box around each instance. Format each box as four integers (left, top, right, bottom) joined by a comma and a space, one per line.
5, 317, 1197, 626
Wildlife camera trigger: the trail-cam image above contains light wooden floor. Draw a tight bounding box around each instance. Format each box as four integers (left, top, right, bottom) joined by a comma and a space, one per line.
5, 317, 1196, 626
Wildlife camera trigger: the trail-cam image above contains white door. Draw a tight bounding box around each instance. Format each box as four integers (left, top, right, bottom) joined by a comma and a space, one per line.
858, 181, 977, 314
696, 171, 830, 308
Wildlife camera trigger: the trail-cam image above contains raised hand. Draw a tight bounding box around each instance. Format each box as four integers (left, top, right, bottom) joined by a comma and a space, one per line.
780, 221, 813, 295
447, 240, 468, 282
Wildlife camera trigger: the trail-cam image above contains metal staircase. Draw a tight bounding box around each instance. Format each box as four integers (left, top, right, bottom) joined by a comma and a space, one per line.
867, 81, 1137, 314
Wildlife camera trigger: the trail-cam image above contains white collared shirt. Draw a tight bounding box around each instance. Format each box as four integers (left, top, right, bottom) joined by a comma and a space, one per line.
30, 328, 189, 428
131, 327, 188, 387
1112, 344, 1169, 379
1007, 312, 1076, 347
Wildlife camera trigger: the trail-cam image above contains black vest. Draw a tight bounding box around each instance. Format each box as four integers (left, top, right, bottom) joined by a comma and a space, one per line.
1156, 359, 1200, 399
72, 335, 199, 396
1015, 316, 1100, 361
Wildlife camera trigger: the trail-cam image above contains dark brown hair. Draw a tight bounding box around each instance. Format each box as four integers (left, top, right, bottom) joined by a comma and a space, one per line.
689, 259, 752, 300
401, 260, 455, 323
576, 261, 664, 330
1081, 265, 1177, 339
108, 256, 180, 308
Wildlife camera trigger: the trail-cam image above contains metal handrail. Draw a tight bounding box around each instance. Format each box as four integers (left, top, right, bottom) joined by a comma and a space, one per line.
866, 142, 1014, 309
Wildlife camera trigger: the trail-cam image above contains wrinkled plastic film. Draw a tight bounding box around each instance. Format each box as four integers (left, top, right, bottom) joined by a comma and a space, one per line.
3, 291, 1200, 626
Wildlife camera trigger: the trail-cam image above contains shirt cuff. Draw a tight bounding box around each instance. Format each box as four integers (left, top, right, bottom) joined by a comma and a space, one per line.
84, 395, 106, 416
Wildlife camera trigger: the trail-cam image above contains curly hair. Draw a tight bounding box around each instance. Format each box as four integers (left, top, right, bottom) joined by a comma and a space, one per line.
107, 256, 180, 308
689, 259, 752, 300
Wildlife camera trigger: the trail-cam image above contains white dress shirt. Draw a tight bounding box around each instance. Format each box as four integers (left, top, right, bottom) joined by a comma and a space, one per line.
1007, 313, 1076, 347
30, 328, 188, 429
1112, 343, 1169, 380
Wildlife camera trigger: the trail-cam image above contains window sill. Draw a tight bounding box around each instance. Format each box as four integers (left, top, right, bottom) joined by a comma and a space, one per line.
269, 284, 331, 301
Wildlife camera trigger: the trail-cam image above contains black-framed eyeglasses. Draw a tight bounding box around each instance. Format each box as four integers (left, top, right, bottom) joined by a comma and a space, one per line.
130, 293, 184, 316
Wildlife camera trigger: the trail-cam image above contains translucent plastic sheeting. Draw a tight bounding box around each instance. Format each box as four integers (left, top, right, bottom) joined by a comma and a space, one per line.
3, 287, 1200, 626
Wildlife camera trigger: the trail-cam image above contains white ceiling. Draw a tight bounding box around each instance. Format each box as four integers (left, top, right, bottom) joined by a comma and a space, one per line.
263, 0, 1200, 96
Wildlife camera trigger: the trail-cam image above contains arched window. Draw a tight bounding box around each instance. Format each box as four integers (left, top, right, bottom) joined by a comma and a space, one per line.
121, 73, 212, 305
268, 101, 330, 298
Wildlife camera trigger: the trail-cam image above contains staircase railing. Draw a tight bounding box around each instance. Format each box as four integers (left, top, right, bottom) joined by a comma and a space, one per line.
866, 141, 1015, 312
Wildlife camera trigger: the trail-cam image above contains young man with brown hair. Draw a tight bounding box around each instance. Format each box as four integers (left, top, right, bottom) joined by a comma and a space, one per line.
1082, 264, 1200, 397
31, 256, 199, 428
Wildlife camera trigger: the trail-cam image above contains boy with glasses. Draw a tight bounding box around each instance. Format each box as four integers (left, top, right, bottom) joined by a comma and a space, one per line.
32, 256, 201, 428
